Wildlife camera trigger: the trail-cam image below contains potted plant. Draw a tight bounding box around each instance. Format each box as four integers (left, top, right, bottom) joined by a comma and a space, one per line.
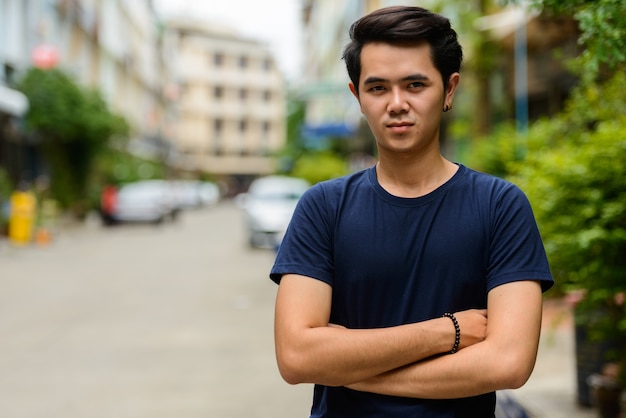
587, 362, 623, 418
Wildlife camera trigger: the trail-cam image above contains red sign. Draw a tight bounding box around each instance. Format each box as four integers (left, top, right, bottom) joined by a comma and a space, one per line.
31, 44, 59, 69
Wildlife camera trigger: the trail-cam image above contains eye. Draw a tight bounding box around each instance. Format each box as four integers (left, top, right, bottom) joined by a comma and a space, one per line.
408, 81, 425, 89
367, 85, 386, 93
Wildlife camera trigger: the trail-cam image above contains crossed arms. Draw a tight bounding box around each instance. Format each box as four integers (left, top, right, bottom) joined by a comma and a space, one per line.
274, 274, 543, 399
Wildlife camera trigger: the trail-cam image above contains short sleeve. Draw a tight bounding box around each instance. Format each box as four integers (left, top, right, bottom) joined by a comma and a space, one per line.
270, 183, 336, 285
486, 183, 554, 292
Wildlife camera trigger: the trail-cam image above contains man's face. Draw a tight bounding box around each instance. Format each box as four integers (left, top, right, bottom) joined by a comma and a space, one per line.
350, 42, 458, 158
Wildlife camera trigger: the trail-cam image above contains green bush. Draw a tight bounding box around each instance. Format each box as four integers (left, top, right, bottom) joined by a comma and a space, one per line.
512, 118, 626, 293
509, 74, 626, 381
290, 152, 348, 185
460, 122, 521, 177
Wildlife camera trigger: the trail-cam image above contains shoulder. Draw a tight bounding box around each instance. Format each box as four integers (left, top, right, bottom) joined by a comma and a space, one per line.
300, 168, 372, 204
312, 168, 371, 192
460, 165, 516, 189
290, 168, 375, 234
458, 165, 528, 202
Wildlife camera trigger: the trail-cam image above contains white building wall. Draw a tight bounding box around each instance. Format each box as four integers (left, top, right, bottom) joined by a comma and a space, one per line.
162, 17, 286, 175
1, 0, 28, 70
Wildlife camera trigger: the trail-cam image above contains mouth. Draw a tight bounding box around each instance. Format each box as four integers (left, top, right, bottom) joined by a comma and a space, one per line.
386, 121, 414, 134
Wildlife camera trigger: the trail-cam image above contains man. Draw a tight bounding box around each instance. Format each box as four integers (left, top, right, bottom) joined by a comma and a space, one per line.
270, 6, 553, 417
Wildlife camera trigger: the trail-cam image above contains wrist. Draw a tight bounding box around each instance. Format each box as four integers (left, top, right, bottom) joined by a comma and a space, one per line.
442, 313, 460, 354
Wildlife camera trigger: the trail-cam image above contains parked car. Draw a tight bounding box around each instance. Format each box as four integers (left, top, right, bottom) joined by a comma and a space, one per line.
171, 180, 202, 210
107, 180, 176, 225
237, 175, 310, 248
197, 181, 220, 207
99, 184, 118, 225
170, 180, 221, 210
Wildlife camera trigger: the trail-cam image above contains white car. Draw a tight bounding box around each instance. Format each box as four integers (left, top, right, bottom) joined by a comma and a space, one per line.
170, 180, 221, 210
197, 181, 220, 207
237, 176, 310, 248
171, 180, 202, 210
111, 180, 176, 224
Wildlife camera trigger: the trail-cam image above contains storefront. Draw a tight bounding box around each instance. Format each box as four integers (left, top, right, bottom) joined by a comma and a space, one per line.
0, 83, 29, 185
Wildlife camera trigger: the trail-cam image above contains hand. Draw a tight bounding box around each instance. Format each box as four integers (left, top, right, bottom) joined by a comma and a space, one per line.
452, 309, 487, 350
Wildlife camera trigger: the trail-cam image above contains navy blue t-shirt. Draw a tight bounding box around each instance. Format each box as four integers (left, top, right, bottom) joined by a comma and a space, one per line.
270, 164, 553, 418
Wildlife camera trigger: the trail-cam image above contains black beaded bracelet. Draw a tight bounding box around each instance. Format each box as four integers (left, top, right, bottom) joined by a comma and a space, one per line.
443, 312, 460, 354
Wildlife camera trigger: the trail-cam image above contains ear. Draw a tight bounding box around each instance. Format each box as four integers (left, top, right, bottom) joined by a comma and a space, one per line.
349, 82, 359, 99
444, 72, 460, 106
349, 82, 364, 113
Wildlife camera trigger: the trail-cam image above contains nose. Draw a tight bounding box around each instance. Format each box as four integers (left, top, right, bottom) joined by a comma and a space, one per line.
387, 87, 409, 114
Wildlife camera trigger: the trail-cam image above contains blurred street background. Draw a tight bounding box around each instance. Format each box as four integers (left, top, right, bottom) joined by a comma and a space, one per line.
1, 1, 624, 417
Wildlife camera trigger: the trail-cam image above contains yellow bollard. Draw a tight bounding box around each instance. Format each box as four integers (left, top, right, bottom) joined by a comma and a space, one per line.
8, 190, 37, 245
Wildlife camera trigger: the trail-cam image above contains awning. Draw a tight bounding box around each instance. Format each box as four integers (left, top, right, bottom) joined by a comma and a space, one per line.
474, 6, 537, 40
0, 84, 29, 116
301, 122, 356, 138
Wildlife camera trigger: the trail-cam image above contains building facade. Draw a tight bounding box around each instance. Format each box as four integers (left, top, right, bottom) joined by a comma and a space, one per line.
161, 17, 286, 178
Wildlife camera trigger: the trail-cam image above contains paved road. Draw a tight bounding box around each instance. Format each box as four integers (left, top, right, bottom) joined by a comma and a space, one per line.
0, 201, 311, 418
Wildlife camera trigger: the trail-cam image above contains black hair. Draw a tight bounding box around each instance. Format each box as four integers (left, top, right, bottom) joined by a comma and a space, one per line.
342, 6, 463, 94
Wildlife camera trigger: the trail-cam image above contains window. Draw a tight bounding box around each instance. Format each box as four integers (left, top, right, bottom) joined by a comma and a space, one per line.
214, 86, 223, 99
213, 119, 223, 155
238, 119, 248, 156
239, 55, 248, 68
239, 88, 248, 100
260, 121, 271, 155
214, 53, 224, 66
263, 90, 271, 101
214, 119, 223, 133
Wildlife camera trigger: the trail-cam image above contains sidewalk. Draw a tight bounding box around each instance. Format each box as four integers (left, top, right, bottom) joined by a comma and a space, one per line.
507, 298, 596, 418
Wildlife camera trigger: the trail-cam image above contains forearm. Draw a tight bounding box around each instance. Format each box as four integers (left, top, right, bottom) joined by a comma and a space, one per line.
348, 281, 543, 399
275, 274, 488, 387
347, 337, 536, 398
276, 317, 456, 387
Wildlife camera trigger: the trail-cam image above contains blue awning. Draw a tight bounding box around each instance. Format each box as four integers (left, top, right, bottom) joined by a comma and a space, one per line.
301, 123, 356, 138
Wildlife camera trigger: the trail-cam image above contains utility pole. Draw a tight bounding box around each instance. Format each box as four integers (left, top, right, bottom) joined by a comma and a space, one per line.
514, 9, 529, 135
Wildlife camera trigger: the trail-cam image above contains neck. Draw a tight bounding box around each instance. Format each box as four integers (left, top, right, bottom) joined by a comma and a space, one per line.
375, 152, 457, 198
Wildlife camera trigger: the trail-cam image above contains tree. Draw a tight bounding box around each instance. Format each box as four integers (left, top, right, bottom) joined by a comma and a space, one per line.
17, 68, 128, 217
509, 75, 626, 385
501, 0, 626, 382
518, 0, 626, 82
464, 0, 626, 387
